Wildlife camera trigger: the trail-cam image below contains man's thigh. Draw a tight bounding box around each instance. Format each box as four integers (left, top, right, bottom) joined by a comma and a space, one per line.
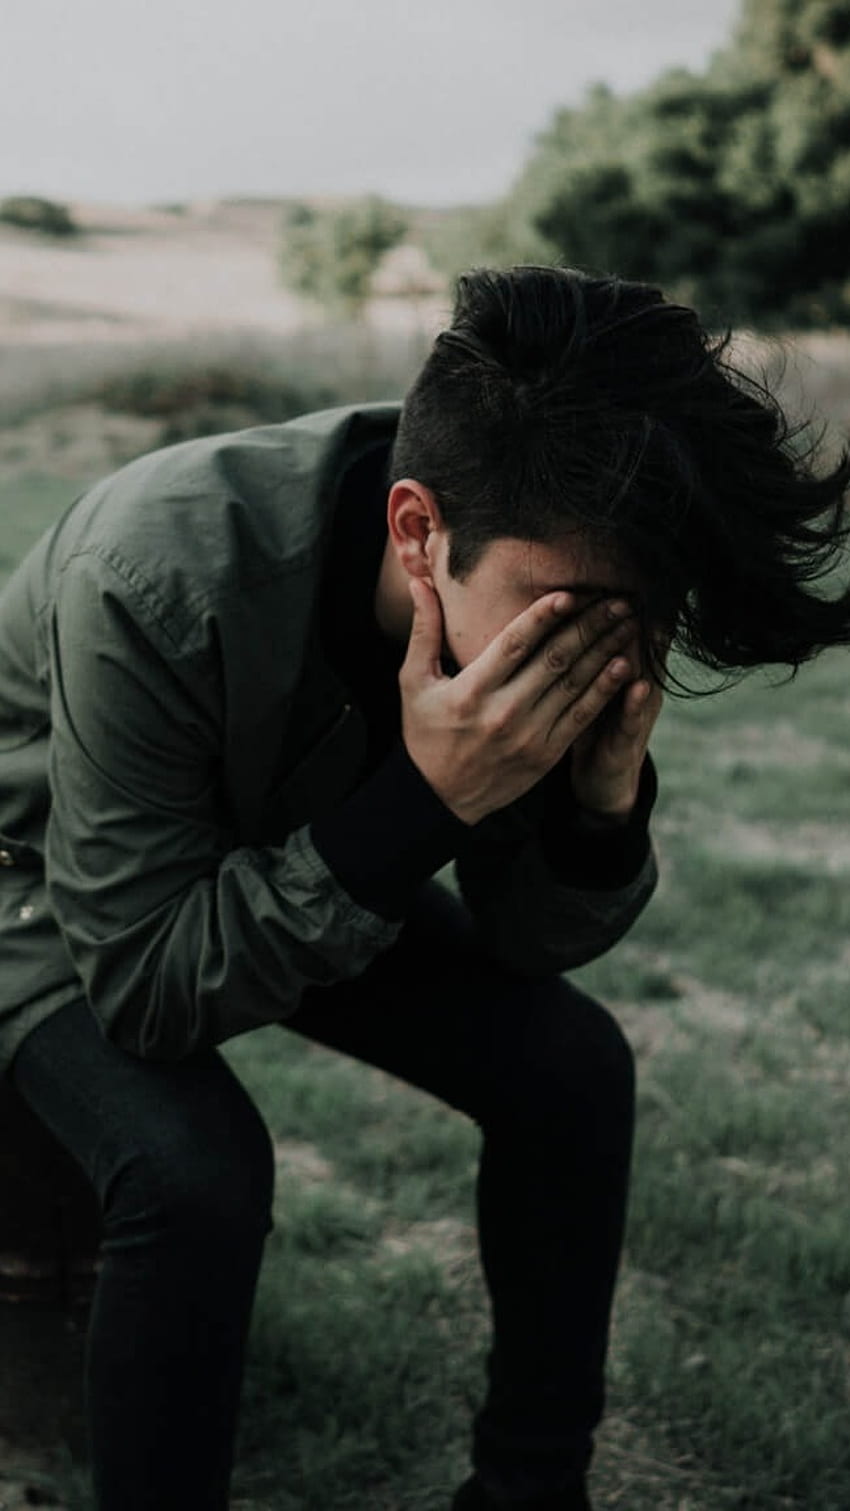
10, 997, 274, 1220
284, 881, 629, 1123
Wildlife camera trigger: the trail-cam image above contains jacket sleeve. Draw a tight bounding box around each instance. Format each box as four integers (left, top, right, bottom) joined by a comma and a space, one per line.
44, 551, 400, 1060
453, 760, 658, 975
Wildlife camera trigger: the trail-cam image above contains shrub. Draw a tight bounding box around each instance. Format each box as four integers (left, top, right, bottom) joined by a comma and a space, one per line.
0, 195, 78, 238
279, 196, 408, 316
94, 360, 337, 445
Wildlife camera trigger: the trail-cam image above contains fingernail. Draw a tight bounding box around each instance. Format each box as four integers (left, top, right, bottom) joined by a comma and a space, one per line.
607, 600, 631, 619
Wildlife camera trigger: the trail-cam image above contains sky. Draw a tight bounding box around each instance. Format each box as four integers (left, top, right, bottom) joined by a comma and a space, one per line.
2, 0, 741, 208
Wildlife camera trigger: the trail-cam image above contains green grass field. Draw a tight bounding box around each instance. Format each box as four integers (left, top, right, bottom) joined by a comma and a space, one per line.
2, 462, 849, 1511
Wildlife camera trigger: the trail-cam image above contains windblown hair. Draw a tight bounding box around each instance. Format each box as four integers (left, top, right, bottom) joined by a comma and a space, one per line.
390, 265, 850, 691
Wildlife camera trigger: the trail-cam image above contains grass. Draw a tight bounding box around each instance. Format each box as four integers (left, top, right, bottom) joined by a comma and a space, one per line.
2, 410, 850, 1509
569, 657, 850, 1509
220, 648, 850, 1511
0, 472, 80, 581
0, 322, 435, 429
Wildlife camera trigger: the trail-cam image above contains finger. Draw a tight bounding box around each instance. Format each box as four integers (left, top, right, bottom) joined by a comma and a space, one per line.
531, 611, 638, 716
547, 654, 632, 746
607, 679, 662, 747
401, 578, 446, 683
625, 678, 652, 720
605, 680, 650, 744
476, 593, 635, 705
543, 595, 637, 669
454, 590, 577, 695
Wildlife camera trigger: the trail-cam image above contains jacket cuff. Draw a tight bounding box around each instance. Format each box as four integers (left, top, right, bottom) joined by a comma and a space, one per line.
310, 742, 466, 920
540, 753, 658, 891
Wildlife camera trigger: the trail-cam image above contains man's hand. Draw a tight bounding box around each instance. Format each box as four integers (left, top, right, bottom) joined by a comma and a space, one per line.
400, 579, 640, 826
569, 668, 664, 819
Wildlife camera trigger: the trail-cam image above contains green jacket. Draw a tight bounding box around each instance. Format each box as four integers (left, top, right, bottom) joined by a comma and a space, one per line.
0, 403, 657, 1069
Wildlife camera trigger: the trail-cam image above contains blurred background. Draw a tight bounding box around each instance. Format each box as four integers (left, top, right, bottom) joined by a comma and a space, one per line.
3, 4, 850, 1510
1, 0, 849, 463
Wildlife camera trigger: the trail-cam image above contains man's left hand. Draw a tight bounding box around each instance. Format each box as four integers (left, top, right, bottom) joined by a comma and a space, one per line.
569, 674, 663, 819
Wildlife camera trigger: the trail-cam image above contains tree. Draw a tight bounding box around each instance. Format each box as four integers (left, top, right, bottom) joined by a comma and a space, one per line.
279, 196, 408, 316
510, 0, 850, 326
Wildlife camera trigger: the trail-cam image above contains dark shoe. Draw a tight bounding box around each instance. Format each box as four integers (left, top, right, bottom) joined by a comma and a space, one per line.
450, 1472, 592, 1511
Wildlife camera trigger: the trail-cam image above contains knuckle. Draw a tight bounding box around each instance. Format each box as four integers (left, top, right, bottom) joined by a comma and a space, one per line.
544, 640, 568, 673
577, 621, 602, 657
570, 700, 594, 730
501, 630, 529, 664
452, 689, 476, 721
512, 724, 536, 756
483, 709, 509, 739
487, 699, 520, 738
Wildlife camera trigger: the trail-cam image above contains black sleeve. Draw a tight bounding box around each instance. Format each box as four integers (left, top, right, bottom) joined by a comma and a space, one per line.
312, 741, 658, 918
538, 752, 658, 891
310, 741, 466, 920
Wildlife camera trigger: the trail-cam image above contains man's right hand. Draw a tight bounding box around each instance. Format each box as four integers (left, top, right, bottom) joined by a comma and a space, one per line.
399, 578, 639, 825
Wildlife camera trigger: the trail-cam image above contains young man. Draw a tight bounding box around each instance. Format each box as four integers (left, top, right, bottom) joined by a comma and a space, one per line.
1, 267, 848, 1511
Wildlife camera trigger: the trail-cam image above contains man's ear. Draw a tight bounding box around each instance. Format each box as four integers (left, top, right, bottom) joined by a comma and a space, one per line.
386, 480, 444, 583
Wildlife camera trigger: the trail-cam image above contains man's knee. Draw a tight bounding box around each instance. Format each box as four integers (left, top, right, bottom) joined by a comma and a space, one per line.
484, 974, 635, 1125
102, 1109, 276, 1249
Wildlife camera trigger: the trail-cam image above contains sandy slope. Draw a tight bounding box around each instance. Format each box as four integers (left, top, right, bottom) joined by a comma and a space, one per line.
0, 200, 447, 346
0, 203, 310, 343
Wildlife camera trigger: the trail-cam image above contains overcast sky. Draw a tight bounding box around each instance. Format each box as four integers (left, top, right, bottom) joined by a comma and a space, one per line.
2, 0, 741, 208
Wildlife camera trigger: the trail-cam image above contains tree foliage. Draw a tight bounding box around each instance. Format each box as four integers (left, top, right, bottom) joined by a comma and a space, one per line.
416, 197, 547, 285
279, 196, 408, 315
507, 0, 850, 327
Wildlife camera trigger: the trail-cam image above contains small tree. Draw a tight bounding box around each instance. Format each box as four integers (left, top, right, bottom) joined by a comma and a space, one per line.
280, 196, 408, 316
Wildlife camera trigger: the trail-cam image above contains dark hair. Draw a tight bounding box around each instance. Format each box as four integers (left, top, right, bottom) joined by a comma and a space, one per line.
390, 265, 850, 691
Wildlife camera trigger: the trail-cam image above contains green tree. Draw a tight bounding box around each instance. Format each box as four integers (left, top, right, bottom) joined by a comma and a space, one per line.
279, 196, 408, 316
511, 0, 850, 327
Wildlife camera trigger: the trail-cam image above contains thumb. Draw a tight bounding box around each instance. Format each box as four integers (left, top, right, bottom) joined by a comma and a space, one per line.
403, 577, 445, 682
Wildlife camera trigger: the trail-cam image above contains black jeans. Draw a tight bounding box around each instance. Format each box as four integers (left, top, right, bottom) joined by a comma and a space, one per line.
10, 882, 635, 1510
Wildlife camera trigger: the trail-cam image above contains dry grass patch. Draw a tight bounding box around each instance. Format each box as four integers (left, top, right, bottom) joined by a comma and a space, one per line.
380, 1218, 478, 1286
273, 1140, 336, 1187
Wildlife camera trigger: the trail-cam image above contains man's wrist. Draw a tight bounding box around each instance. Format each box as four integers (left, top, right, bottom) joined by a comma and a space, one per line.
540, 753, 658, 890
572, 803, 633, 832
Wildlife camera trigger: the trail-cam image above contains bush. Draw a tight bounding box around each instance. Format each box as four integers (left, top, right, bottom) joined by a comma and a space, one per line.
279, 196, 408, 315
0, 195, 78, 238
95, 361, 336, 444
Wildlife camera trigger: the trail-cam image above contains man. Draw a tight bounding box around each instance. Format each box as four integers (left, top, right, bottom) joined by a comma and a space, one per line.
1, 266, 848, 1511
